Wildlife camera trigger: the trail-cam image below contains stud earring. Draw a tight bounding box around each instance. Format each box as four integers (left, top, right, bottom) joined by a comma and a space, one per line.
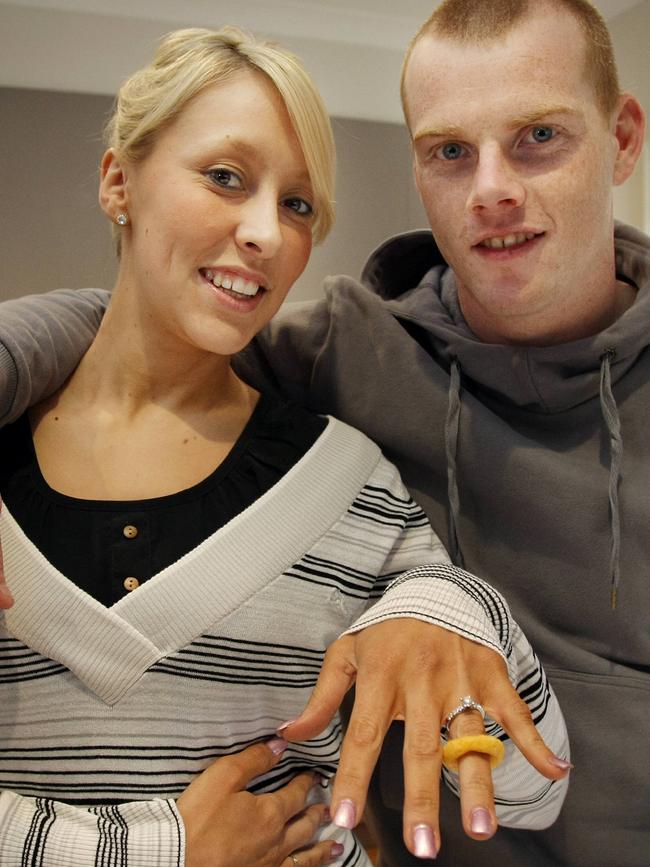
116, 213, 128, 226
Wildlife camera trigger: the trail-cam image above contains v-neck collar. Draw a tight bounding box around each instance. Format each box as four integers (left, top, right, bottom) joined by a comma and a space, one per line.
1, 418, 379, 705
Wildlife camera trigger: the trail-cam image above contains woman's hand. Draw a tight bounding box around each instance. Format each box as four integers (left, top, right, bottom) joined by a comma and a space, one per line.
0, 501, 14, 609
278, 620, 571, 858
177, 738, 343, 867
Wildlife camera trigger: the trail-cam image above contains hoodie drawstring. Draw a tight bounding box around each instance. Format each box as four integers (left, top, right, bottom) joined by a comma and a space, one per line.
445, 352, 622, 608
445, 359, 464, 567
599, 350, 622, 610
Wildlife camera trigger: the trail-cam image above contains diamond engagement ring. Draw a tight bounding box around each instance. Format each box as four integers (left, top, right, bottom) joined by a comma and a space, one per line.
443, 695, 486, 736
290, 856, 300, 866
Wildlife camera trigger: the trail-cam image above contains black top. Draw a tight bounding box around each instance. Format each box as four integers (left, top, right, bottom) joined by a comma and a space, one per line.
0, 394, 326, 607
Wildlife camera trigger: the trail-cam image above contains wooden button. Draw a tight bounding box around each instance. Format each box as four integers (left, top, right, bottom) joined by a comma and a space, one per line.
123, 525, 139, 539
123, 576, 140, 592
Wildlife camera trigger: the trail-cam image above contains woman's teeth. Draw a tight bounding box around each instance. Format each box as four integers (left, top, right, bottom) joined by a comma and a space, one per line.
204, 269, 260, 297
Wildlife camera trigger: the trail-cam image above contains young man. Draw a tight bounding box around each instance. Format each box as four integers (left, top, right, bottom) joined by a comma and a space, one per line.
0, 1, 646, 865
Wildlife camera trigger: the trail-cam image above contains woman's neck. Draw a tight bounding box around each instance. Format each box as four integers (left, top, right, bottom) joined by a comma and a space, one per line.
28, 294, 261, 501
67, 288, 253, 419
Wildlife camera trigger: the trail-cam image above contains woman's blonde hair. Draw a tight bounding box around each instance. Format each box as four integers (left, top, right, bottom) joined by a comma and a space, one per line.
106, 26, 335, 243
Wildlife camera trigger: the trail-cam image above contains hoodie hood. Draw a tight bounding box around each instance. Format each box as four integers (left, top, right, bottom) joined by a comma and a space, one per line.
360, 222, 650, 415
361, 221, 650, 607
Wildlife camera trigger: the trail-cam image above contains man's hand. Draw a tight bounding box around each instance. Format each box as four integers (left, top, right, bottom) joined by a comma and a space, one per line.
277, 620, 571, 859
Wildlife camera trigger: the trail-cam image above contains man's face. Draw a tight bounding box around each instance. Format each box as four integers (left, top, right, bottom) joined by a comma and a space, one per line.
404, 7, 635, 344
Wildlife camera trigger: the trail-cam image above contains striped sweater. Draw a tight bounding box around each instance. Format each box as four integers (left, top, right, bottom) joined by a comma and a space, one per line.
0, 417, 569, 866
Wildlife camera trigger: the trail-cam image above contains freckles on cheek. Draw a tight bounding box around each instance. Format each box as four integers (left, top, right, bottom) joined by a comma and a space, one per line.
560, 172, 610, 232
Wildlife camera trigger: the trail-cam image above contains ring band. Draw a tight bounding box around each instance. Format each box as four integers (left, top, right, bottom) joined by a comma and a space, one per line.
443, 695, 486, 735
442, 734, 505, 772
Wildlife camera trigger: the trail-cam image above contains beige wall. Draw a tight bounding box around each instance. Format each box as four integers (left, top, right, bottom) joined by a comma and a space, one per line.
610, 0, 650, 232
2, 1, 647, 306
0, 87, 425, 304
1, 88, 118, 301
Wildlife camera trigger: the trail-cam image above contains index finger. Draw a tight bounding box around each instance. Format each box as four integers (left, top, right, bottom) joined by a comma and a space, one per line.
208, 738, 289, 792
330, 675, 394, 830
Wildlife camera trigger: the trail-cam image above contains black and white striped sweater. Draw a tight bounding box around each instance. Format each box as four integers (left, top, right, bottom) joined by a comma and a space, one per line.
0, 417, 569, 865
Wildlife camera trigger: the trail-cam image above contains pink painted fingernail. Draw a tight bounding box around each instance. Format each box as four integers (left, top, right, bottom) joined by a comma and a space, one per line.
329, 842, 345, 859
333, 798, 356, 829
470, 807, 493, 836
276, 718, 299, 734
413, 824, 438, 859
548, 755, 573, 771
266, 737, 288, 756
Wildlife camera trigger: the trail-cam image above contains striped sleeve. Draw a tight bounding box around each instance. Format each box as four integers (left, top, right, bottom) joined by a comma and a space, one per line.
341, 458, 570, 829
348, 565, 570, 828
0, 791, 184, 866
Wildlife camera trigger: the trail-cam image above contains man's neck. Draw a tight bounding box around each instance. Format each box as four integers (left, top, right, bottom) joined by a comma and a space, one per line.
457, 279, 638, 347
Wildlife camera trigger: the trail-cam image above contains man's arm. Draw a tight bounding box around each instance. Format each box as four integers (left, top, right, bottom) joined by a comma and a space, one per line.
0, 284, 329, 421
0, 288, 108, 424
235, 295, 334, 404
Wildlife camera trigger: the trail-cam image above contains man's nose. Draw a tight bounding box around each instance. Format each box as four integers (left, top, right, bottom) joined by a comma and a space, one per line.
466, 145, 526, 214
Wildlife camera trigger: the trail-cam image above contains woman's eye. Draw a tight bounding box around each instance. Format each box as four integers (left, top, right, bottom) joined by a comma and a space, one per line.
437, 142, 465, 161
529, 125, 555, 143
207, 168, 243, 190
283, 197, 313, 217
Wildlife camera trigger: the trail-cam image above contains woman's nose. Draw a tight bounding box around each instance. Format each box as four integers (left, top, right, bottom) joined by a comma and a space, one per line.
235, 194, 283, 259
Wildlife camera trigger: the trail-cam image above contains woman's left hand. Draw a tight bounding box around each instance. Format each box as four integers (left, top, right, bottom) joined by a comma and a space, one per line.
277, 619, 570, 858
0, 499, 14, 609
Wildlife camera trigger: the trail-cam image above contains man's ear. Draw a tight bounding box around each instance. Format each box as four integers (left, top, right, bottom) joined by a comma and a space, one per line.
98, 148, 129, 219
612, 93, 645, 187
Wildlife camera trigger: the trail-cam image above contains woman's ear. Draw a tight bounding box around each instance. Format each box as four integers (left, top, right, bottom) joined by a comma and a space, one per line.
98, 148, 129, 220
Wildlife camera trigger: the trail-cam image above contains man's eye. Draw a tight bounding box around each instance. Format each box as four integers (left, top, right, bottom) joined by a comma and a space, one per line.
207, 168, 243, 190
437, 142, 464, 161
530, 126, 555, 143
284, 197, 313, 216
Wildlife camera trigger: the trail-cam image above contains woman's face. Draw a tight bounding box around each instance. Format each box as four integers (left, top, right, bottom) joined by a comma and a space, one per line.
102, 70, 315, 358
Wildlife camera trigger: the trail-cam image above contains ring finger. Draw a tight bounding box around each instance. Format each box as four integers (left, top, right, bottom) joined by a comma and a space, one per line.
446, 708, 497, 840
282, 803, 329, 855
282, 838, 344, 867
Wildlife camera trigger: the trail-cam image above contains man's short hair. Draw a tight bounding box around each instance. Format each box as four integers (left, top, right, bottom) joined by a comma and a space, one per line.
401, 0, 621, 121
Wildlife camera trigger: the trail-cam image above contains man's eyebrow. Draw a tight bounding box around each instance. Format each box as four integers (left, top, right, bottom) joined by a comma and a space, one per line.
413, 105, 580, 142
413, 124, 464, 143
505, 105, 581, 128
